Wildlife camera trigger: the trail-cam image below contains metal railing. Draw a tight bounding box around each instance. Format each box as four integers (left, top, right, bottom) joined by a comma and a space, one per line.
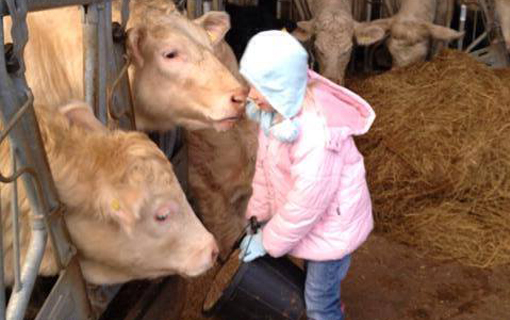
0, 1, 93, 319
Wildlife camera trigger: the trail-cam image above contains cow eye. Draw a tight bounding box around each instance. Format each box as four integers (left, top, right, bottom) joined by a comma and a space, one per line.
163, 51, 178, 59
155, 212, 170, 222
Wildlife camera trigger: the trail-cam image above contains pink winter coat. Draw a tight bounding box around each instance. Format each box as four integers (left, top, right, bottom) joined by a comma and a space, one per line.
246, 70, 376, 261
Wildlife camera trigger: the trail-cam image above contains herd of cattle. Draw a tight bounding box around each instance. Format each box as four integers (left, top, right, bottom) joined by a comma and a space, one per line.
0, 0, 509, 299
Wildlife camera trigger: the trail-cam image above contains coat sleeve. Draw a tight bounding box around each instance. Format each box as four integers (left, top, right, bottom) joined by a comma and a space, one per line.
261, 138, 345, 258
245, 133, 271, 223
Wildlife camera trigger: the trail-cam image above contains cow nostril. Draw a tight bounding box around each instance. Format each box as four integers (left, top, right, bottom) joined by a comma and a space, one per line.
231, 94, 245, 104
231, 88, 248, 104
211, 246, 219, 262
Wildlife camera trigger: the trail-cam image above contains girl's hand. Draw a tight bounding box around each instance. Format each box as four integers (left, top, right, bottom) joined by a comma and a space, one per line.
238, 229, 267, 262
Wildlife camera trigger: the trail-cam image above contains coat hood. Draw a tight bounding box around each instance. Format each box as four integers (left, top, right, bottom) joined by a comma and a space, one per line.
308, 70, 375, 145
240, 30, 309, 120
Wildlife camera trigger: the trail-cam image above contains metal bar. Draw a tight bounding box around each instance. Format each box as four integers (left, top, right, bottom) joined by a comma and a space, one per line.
293, 0, 307, 21
203, 0, 211, 13
197, 0, 203, 16
34, 257, 93, 320
1, 1, 100, 319
0, 0, 104, 16
102, 0, 114, 126
108, 0, 137, 130
96, 1, 108, 124
0, 177, 6, 320
465, 30, 488, 52
82, 4, 99, 109
120, 0, 130, 30
187, 0, 196, 18
212, 0, 222, 11
5, 221, 47, 320
0, 94, 31, 144
458, 4, 467, 50
473, 9, 478, 43
0, 93, 69, 276
478, 0, 491, 27
363, 0, 373, 72
0, 53, 74, 277
107, 51, 136, 130
383, 0, 395, 16
10, 145, 21, 292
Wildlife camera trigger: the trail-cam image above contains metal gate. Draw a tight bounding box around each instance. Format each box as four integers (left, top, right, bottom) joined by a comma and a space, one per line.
0, 0, 164, 319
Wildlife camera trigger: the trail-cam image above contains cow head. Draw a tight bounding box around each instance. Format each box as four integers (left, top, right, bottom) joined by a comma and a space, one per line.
50, 102, 218, 284
358, 17, 464, 68
292, 10, 385, 84
126, 10, 248, 132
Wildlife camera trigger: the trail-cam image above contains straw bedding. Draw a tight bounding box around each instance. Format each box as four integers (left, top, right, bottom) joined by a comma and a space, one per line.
346, 50, 510, 268
181, 266, 221, 320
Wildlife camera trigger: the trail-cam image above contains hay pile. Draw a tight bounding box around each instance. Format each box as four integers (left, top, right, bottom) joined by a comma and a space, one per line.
346, 50, 510, 268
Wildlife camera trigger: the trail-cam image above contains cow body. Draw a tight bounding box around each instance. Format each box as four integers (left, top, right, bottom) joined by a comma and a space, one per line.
0, 102, 218, 285
186, 118, 257, 259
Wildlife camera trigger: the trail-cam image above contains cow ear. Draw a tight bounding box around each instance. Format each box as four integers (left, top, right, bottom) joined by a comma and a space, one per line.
104, 187, 142, 235
425, 23, 464, 41
194, 11, 231, 46
59, 101, 107, 132
126, 27, 146, 67
354, 20, 390, 45
292, 20, 314, 42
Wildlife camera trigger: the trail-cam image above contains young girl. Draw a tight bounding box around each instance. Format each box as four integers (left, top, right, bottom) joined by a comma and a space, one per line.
238, 30, 375, 320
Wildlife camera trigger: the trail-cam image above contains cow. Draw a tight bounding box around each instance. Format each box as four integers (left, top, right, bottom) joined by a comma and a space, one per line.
361, 0, 464, 68
292, 0, 387, 84
0, 101, 218, 286
4, 1, 248, 132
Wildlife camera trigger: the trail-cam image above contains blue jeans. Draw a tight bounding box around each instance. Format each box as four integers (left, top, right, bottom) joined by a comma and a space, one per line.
304, 255, 351, 320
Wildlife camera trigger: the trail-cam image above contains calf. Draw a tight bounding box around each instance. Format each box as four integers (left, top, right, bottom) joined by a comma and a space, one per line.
0, 102, 218, 285
292, 0, 386, 84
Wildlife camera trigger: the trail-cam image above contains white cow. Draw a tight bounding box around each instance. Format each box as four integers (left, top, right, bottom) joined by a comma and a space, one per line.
363, 0, 464, 67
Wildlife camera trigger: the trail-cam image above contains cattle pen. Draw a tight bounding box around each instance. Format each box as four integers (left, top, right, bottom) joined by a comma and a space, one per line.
0, 0, 510, 320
